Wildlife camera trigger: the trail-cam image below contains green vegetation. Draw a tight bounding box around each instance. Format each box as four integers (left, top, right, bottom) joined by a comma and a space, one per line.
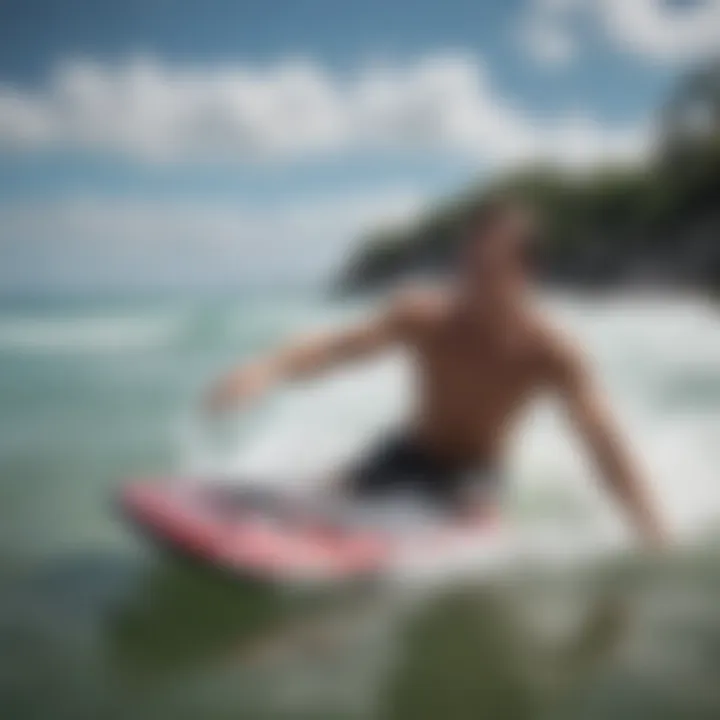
338, 64, 720, 294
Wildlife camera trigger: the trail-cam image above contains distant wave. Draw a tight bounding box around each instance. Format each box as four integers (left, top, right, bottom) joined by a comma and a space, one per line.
0, 314, 185, 353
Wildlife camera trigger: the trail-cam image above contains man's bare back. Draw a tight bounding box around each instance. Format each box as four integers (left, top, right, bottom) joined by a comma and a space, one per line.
207, 198, 666, 545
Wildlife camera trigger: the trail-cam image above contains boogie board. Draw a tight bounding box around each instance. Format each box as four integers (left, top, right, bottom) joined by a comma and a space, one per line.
119, 480, 501, 585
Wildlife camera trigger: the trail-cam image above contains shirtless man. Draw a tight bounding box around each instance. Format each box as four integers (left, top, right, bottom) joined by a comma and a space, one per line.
207, 198, 665, 546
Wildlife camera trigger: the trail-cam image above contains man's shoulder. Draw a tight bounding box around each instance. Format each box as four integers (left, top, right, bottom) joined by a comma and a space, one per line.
523, 310, 585, 384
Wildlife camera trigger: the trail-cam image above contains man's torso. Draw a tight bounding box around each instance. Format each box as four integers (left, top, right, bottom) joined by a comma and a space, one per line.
402, 288, 555, 468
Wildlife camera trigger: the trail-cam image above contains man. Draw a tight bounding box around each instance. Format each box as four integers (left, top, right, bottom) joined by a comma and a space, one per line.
207, 198, 665, 546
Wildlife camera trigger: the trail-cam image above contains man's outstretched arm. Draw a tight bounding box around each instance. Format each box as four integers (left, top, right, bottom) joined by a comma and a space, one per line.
206, 293, 416, 412
550, 337, 666, 548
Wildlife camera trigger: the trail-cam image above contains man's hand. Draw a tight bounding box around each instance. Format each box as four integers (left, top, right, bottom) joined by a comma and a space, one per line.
205, 362, 275, 414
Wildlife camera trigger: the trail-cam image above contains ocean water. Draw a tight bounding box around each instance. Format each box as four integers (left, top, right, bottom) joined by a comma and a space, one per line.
1, 291, 720, 719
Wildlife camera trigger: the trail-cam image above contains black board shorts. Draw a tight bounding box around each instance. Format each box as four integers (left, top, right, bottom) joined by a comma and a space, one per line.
345, 434, 500, 512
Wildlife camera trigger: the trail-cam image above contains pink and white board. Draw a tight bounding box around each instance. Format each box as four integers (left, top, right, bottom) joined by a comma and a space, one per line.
119, 480, 499, 585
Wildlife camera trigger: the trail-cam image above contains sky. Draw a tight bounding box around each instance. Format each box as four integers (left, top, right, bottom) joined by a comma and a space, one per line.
0, 0, 719, 294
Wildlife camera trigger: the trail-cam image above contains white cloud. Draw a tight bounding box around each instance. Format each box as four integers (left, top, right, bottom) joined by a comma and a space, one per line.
599, 0, 720, 63
522, 0, 720, 65
521, 0, 582, 66
0, 53, 648, 168
0, 189, 425, 292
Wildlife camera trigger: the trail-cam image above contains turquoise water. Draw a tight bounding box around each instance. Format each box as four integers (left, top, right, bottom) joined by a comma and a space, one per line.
2, 292, 720, 719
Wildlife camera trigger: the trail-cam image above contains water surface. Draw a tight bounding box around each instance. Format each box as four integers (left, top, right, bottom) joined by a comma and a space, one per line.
2, 292, 720, 719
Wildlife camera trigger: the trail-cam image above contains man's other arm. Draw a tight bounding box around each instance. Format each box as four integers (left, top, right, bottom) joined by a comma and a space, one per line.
549, 334, 666, 548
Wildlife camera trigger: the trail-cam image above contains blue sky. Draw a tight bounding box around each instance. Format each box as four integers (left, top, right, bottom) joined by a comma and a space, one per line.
0, 0, 718, 293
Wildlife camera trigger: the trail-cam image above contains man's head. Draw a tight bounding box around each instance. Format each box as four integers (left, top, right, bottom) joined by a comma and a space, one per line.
458, 196, 539, 303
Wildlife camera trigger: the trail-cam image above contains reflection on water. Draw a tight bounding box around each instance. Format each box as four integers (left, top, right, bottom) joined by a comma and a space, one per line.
109, 563, 294, 679
3, 547, 720, 718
